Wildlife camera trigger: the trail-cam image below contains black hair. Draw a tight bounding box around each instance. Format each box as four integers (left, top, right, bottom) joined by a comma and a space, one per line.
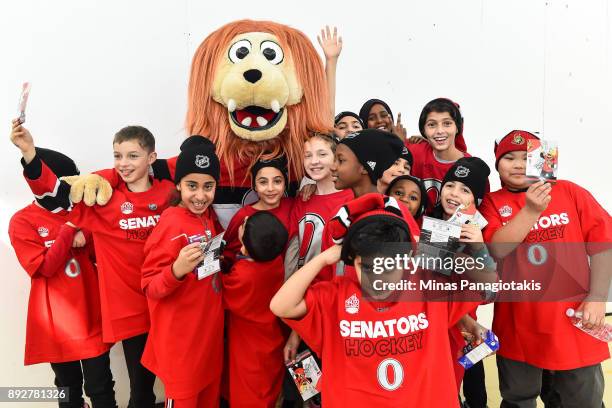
242, 211, 288, 262
418, 98, 463, 138
343, 216, 410, 266
385, 175, 429, 219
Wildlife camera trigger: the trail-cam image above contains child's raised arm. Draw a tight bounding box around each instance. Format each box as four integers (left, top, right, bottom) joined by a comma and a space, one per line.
317, 26, 342, 122
489, 181, 551, 259
10, 119, 36, 163
270, 244, 341, 319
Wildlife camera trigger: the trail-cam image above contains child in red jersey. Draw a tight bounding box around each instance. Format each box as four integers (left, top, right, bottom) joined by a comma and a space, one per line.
284, 133, 352, 406
8, 147, 116, 408
287, 134, 353, 274
271, 193, 483, 407
10, 120, 168, 407
222, 211, 289, 407
141, 139, 223, 407
223, 156, 294, 267
407, 98, 474, 212
479, 130, 611, 407
432, 157, 492, 408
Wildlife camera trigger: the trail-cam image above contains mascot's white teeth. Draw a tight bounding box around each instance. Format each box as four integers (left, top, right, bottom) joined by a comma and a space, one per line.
256, 116, 268, 127
228, 99, 237, 113
231, 105, 283, 130
271, 100, 280, 113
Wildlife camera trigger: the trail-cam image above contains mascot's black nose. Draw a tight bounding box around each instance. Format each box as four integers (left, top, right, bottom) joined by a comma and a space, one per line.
243, 69, 262, 84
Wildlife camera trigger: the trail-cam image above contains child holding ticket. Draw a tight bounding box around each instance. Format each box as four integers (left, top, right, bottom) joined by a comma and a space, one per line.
140, 138, 224, 407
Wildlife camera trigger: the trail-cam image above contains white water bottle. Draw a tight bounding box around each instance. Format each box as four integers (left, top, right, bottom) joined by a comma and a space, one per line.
566, 308, 612, 342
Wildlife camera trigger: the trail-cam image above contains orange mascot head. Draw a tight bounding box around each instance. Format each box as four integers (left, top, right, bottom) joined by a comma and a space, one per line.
186, 20, 331, 183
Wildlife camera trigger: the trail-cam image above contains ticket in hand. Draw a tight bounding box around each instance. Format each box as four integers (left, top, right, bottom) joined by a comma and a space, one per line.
17, 82, 31, 124
448, 203, 488, 230
458, 329, 499, 369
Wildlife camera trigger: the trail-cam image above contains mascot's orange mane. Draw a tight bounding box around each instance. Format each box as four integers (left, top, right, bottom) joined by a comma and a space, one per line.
186, 20, 331, 183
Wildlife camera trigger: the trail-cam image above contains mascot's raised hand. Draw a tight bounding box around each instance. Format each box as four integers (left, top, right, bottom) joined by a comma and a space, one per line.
61, 174, 113, 206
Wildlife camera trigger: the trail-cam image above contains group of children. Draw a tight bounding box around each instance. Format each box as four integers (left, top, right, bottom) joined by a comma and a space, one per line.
8, 89, 611, 408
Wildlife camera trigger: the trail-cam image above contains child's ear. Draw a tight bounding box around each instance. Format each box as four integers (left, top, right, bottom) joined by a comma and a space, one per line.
148, 151, 158, 164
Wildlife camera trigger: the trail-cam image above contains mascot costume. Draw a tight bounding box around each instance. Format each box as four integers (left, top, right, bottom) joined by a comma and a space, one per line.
67, 20, 331, 226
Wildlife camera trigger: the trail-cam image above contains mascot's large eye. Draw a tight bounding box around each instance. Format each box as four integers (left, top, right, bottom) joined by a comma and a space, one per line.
228, 39, 252, 63
260, 41, 284, 65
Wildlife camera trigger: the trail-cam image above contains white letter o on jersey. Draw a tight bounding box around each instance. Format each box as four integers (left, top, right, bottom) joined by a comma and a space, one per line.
377, 358, 403, 391
527, 244, 548, 266
64, 258, 81, 278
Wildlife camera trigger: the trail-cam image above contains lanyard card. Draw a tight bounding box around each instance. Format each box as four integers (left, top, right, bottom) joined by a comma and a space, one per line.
188, 231, 224, 280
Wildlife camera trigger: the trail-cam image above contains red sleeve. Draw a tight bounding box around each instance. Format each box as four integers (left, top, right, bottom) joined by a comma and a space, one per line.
479, 193, 503, 243
566, 181, 612, 254
141, 220, 186, 299
316, 223, 334, 281
283, 281, 337, 356
36, 225, 77, 278
448, 300, 481, 327
9, 215, 75, 278
22, 155, 74, 213
166, 156, 177, 180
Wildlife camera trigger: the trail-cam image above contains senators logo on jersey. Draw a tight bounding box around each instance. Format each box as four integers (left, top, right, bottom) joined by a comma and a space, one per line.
298, 213, 326, 268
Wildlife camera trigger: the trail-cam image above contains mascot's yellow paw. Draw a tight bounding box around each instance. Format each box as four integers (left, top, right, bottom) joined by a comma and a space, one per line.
60, 174, 113, 206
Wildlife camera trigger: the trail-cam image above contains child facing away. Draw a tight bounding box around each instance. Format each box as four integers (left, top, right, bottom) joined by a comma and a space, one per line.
8, 147, 116, 408
479, 130, 611, 407
270, 193, 483, 407
140, 139, 224, 407
10, 120, 165, 407
222, 211, 290, 408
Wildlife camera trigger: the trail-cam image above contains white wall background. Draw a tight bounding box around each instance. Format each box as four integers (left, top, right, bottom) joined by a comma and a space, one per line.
1, 0, 610, 406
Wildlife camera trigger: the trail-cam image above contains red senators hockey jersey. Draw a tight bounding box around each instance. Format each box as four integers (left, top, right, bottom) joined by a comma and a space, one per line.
479, 180, 611, 369
24, 157, 174, 342
222, 256, 287, 407
287, 190, 354, 272
141, 206, 223, 399
285, 277, 479, 407
9, 204, 109, 365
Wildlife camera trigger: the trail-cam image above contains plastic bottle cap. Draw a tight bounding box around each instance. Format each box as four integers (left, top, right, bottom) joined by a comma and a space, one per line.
566, 308, 575, 317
